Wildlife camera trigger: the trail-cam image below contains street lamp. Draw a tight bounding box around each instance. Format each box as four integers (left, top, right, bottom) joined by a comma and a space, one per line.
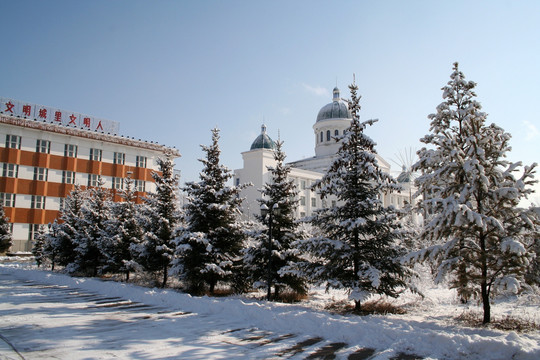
260, 202, 280, 301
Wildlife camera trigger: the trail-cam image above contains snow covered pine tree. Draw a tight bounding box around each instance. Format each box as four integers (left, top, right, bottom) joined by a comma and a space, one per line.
103, 175, 144, 281
244, 140, 308, 300
0, 203, 13, 254
176, 128, 247, 295
299, 81, 408, 311
412, 62, 539, 323
138, 154, 180, 288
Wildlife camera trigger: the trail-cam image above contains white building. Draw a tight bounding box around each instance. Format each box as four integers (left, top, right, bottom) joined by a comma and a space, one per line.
234, 87, 416, 220
0, 98, 180, 253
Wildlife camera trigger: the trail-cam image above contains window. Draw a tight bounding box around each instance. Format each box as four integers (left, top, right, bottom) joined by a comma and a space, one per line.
235, 178, 240, 186
331, 200, 337, 208
326, 130, 331, 141
301, 180, 307, 190
33, 167, 48, 181
135, 180, 146, 192
0, 193, 16, 207
320, 132, 323, 142
28, 224, 40, 242
89, 148, 102, 161
335, 129, 339, 136
62, 170, 75, 184
64, 144, 78, 157
31, 195, 45, 209
300, 196, 306, 206
300, 212, 306, 218
322, 199, 327, 208
88, 174, 99, 187
5, 135, 21, 149
36, 139, 51, 154
311, 197, 316, 207
113, 152, 125, 165
112, 177, 123, 190
2, 163, 19, 178
136, 155, 147, 168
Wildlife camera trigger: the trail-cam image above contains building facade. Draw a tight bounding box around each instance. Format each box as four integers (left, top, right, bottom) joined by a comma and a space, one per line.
234, 87, 416, 220
0, 99, 180, 253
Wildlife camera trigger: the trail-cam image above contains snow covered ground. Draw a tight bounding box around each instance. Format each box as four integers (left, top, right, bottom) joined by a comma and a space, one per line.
0, 260, 539, 360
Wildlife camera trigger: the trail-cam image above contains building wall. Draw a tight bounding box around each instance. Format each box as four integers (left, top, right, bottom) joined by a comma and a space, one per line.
0, 114, 179, 253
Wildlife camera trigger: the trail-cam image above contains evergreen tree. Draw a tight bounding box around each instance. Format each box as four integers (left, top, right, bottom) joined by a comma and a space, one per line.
176, 128, 247, 294
32, 225, 47, 267
74, 177, 111, 276
55, 185, 87, 270
298, 81, 408, 311
104, 176, 144, 281
411, 62, 539, 323
43, 220, 61, 271
244, 140, 308, 299
138, 154, 179, 288
0, 203, 13, 254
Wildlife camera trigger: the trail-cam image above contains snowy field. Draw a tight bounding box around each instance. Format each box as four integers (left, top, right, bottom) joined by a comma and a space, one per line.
1, 259, 539, 360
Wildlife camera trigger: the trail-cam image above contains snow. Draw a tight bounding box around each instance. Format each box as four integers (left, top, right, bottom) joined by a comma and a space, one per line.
1, 261, 539, 360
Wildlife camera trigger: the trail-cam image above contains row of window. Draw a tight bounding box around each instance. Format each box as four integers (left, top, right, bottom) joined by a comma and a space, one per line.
1, 164, 144, 191
0, 180, 146, 209
5, 135, 148, 167
0, 193, 46, 209
319, 129, 345, 143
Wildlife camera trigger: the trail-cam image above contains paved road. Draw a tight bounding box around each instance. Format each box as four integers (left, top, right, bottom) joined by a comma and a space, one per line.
0, 272, 422, 359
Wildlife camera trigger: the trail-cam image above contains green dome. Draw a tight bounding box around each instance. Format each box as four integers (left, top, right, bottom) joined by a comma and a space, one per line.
250, 124, 276, 150
316, 87, 352, 122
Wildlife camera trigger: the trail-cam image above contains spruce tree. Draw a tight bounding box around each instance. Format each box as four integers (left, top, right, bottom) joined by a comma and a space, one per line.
43, 220, 61, 271
104, 176, 144, 281
32, 225, 47, 267
176, 128, 247, 294
138, 154, 179, 288
412, 62, 539, 323
55, 185, 87, 270
0, 203, 13, 254
299, 81, 408, 311
75, 177, 111, 276
244, 140, 308, 299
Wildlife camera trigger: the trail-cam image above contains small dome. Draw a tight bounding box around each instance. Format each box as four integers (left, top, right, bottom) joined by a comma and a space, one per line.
397, 166, 412, 183
316, 87, 352, 122
250, 124, 276, 150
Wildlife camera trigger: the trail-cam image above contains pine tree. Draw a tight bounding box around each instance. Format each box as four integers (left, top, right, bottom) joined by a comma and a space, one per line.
43, 220, 61, 271
104, 176, 144, 281
55, 185, 87, 270
138, 154, 179, 288
244, 140, 308, 300
412, 62, 539, 323
74, 177, 111, 276
32, 225, 47, 267
0, 203, 13, 254
298, 81, 408, 311
176, 128, 247, 295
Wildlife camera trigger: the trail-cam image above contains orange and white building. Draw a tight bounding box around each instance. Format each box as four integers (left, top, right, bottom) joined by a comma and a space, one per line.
0, 98, 180, 253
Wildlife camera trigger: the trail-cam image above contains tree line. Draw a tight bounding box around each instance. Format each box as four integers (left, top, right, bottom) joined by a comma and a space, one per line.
19, 63, 540, 324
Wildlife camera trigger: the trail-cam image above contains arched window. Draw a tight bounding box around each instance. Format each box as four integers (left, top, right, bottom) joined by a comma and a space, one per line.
334, 129, 339, 136
320, 131, 323, 142
326, 130, 331, 141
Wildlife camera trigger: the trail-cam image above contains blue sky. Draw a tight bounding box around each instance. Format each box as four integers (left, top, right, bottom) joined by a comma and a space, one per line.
1, 0, 539, 203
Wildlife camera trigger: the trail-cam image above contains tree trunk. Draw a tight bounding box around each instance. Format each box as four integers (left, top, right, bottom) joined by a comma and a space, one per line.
481, 282, 491, 324
161, 263, 168, 288
125, 271, 130, 283
354, 300, 361, 312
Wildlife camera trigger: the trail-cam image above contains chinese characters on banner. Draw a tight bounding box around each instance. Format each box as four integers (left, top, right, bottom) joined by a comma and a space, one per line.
0, 97, 120, 135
